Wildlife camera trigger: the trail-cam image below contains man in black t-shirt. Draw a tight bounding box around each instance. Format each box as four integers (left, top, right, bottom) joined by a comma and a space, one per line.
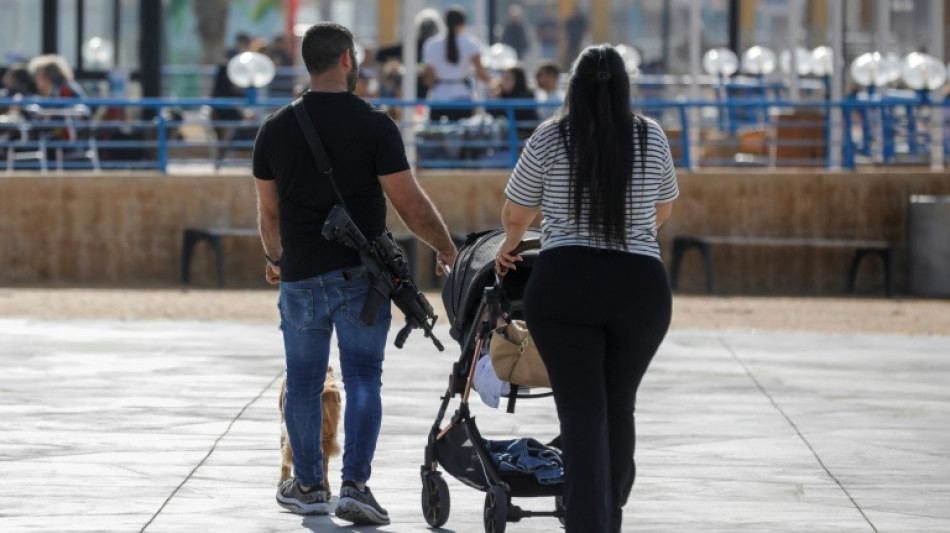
253, 22, 457, 524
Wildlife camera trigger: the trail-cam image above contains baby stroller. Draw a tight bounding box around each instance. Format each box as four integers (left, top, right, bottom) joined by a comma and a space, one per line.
420, 229, 565, 532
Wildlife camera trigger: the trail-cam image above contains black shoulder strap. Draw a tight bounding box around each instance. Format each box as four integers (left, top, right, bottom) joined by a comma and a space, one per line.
291, 97, 349, 210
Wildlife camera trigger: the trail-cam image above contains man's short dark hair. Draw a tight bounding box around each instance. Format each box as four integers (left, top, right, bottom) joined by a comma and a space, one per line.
301, 22, 355, 75
536, 61, 560, 78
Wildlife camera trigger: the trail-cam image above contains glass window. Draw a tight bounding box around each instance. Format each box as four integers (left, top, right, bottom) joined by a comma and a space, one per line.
81, 0, 116, 70
0, 0, 42, 66
58, 0, 79, 67
117, 0, 139, 70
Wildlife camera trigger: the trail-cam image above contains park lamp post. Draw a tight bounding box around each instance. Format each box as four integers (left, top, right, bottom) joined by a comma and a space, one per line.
702, 47, 738, 133
741, 45, 777, 100
226, 51, 276, 104
849, 52, 901, 98
899, 52, 947, 104
811, 46, 834, 96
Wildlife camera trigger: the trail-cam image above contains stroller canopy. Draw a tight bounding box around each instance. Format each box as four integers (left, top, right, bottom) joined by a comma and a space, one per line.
442, 229, 541, 342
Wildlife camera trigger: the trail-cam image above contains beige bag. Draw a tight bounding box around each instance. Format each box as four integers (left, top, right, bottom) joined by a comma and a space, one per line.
488, 320, 550, 387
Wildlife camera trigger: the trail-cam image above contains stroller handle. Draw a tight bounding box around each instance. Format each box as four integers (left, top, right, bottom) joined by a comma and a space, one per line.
496, 237, 542, 279
509, 238, 542, 256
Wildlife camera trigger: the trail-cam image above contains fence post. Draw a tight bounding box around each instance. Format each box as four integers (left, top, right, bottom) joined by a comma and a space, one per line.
841, 103, 855, 170
156, 107, 168, 173
679, 104, 692, 171
507, 105, 519, 169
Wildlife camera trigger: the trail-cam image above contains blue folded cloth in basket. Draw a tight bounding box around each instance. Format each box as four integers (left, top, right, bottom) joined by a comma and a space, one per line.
485, 438, 564, 485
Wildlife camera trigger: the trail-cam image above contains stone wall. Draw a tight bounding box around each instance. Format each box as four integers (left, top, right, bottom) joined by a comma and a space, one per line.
1, 169, 948, 293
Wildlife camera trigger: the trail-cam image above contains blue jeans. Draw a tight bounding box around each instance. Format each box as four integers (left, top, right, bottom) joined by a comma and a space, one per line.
279, 268, 391, 487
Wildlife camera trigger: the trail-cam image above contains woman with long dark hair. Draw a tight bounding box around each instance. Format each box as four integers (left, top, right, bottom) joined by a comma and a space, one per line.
421, 6, 492, 121
495, 44, 679, 533
488, 65, 539, 140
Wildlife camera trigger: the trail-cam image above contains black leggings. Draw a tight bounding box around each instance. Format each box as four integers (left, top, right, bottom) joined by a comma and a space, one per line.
523, 246, 672, 533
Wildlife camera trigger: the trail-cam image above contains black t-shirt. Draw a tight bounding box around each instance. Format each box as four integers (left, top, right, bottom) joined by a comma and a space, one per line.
252, 91, 410, 282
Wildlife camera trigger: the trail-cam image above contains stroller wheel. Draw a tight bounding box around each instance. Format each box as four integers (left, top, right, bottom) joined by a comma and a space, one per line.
421, 471, 450, 528
555, 495, 566, 526
483, 486, 508, 533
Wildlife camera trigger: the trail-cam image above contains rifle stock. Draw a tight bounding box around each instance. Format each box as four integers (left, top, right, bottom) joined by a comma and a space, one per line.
322, 205, 444, 351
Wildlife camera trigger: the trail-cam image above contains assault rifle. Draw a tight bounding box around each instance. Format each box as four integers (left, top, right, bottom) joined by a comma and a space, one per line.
322, 204, 444, 352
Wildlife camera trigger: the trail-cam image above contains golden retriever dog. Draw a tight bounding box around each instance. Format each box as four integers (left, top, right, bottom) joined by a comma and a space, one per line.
279, 366, 342, 495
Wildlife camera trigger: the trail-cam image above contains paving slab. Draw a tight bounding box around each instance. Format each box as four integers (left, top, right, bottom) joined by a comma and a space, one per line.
0, 319, 948, 532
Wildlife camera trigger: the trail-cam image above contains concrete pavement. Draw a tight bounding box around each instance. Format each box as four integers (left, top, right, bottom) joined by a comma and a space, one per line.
0, 318, 948, 532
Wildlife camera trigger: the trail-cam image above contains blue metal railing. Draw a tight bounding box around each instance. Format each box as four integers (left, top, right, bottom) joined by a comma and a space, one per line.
1, 96, 946, 173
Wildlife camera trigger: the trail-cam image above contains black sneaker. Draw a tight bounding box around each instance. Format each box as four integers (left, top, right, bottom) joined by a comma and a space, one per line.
276, 478, 330, 515
334, 480, 391, 525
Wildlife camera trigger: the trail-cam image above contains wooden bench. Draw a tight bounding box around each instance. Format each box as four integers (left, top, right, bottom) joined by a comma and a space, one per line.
181, 227, 421, 288
669, 236, 896, 296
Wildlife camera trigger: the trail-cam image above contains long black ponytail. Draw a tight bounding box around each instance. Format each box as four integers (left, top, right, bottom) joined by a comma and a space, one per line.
445, 7, 466, 64
558, 45, 644, 250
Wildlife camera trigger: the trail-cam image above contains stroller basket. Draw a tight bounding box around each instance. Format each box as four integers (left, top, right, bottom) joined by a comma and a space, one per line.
436, 421, 562, 498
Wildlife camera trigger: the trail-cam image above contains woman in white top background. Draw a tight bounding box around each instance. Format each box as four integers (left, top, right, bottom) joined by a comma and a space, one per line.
495, 44, 679, 533
422, 6, 493, 122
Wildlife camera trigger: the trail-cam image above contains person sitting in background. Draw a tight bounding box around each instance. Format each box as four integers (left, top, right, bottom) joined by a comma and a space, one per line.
27, 55, 87, 142
489, 65, 538, 140
1, 63, 37, 115
29, 55, 86, 99
2, 64, 36, 99
269, 34, 295, 97
535, 61, 563, 120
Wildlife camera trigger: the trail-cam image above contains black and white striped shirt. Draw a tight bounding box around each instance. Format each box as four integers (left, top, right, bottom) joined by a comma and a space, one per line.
505, 116, 679, 260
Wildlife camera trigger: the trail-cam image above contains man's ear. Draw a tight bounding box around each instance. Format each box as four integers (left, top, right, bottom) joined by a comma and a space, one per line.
340, 49, 352, 71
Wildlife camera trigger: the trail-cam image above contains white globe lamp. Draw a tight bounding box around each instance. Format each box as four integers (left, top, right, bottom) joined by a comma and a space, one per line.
481, 43, 518, 71
615, 44, 642, 77
82, 36, 114, 68
900, 52, 947, 92
780, 46, 814, 76
741, 46, 777, 76
850, 52, 899, 88
811, 46, 834, 77
703, 47, 739, 77
227, 52, 276, 103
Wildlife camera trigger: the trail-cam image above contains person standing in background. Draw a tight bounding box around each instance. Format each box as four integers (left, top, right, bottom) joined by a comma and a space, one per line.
535, 7, 559, 61
422, 6, 493, 122
500, 5, 530, 60
564, 7, 589, 69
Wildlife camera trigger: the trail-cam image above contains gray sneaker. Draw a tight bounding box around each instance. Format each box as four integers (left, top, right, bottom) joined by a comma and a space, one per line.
334, 480, 391, 525
276, 478, 330, 515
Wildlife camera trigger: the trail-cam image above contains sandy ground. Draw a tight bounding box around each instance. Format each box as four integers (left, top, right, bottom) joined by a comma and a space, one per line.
0, 287, 947, 335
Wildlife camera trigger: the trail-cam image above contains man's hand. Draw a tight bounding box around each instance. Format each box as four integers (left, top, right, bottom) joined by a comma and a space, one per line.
436, 247, 457, 277
379, 170, 457, 277
265, 264, 281, 285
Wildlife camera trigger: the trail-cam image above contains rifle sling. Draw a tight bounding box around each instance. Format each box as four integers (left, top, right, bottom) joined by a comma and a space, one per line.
291, 97, 350, 213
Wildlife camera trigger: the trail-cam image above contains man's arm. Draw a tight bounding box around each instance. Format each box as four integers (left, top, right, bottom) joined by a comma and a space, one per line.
379, 170, 457, 275
254, 177, 282, 284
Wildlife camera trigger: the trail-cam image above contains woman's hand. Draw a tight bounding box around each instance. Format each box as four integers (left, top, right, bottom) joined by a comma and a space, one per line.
495, 244, 522, 275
